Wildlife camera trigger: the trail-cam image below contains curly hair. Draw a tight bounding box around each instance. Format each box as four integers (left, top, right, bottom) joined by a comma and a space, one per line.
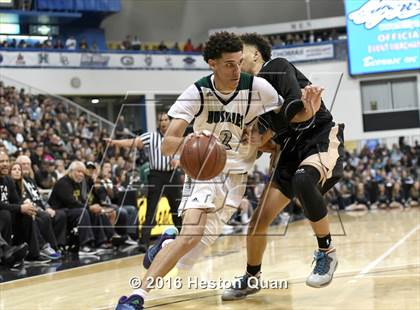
240, 33, 272, 63
203, 31, 243, 63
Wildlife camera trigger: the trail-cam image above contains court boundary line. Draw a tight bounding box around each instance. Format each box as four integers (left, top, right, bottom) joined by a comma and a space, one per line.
352, 223, 420, 281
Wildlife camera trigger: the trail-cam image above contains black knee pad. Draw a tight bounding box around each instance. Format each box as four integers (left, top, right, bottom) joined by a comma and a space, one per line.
292, 166, 327, 222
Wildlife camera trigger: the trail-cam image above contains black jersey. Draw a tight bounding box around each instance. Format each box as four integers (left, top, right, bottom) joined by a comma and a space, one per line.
258, 58, 333, 147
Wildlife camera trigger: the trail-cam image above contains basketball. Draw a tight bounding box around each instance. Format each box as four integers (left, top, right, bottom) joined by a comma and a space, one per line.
180, 133, 227, 180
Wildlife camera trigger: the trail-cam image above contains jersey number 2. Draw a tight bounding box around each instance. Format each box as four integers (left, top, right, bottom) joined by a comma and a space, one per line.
219, 130, 232, 150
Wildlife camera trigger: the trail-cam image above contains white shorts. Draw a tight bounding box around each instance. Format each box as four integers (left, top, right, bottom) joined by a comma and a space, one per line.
178, 173, 248, 246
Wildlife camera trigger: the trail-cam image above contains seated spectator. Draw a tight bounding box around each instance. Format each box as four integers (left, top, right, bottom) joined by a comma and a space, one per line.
10, 162, 61, 260
345, 183, 369, 211
53, 159, 66, 181
99, 162, 138, 241
34, 160, 55, 189
16, 155, 67, 250
48, 161, 123, 254
0, 151, 49, 262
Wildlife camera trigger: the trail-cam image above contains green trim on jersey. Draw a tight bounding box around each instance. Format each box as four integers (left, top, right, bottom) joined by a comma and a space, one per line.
195, 72, 253, 91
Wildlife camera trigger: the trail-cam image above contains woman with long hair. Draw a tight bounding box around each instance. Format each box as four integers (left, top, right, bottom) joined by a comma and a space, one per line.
10, 162, 61, 260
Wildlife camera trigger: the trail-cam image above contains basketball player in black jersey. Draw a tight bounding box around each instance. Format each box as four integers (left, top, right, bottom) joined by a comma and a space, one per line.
223, 33, 344, 300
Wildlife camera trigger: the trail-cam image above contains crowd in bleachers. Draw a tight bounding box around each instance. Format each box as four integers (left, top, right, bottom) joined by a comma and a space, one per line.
0, 28, 345, 53
327, 140, 420, 211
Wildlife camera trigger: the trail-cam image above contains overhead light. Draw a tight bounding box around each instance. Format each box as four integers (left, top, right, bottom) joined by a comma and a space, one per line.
91, 99, 99, 104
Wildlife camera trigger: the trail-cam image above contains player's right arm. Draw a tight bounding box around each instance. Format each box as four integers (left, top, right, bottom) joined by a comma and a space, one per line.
161, 84, 201, 156
161, 119, 189, 156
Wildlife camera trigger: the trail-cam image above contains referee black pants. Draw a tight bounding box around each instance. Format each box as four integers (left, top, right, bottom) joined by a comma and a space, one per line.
139, 170, 182, 246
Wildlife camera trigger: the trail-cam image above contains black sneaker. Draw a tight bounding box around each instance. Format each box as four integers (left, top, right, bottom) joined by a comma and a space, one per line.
3, 243, 29, 268
115, 294, 144, 310
221, 272, 261, 301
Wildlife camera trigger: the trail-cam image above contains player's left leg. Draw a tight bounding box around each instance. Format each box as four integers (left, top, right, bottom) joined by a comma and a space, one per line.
116, 208, 207, 310
292, 123, 344, 288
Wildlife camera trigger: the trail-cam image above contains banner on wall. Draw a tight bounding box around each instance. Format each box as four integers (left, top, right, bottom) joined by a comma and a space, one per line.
345, 0, 420, 75
0, 43, 335, 69
271, 43, 334, 62
0, 51, 210, 69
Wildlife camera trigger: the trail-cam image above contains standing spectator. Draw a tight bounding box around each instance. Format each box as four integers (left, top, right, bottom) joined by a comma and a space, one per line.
183, 38, 194, 52
107, 112, 182, 251
79, 38, 89, 51
157, 41, 168, 52
65, 36, 77, 50
131, 36, 141, 50
121, 35, 132, 50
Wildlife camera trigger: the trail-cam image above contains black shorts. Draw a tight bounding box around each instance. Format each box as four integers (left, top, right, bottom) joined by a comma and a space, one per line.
272, 122, 345, 199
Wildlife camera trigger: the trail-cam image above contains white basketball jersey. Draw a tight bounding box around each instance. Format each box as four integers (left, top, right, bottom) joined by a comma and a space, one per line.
169, 72, 281, 174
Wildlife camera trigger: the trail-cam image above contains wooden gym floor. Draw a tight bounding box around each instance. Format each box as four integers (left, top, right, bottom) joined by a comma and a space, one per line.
1, 208, 419, 310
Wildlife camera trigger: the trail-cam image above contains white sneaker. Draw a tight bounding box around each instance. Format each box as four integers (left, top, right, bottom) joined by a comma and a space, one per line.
306, 249, 338, 288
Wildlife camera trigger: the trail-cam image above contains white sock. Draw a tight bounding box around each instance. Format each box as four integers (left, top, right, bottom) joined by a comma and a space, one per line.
132, 288, 147, 299
162, 238, 175, 248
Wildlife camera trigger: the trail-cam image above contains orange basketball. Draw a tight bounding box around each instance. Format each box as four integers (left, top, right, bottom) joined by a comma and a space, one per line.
180, 134, 227, 180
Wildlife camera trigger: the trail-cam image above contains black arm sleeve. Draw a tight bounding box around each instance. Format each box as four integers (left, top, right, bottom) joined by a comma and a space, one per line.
0, 177, 21, 213
261, 58, 307, 123
276, 59, 305, 122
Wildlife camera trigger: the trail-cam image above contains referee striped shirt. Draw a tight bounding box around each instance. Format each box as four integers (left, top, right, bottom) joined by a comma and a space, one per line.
140, 131, 174, 171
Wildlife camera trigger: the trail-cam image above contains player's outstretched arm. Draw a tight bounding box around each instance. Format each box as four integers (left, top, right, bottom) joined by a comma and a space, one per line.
104, 137, 144, 149
161, 118, 189, 156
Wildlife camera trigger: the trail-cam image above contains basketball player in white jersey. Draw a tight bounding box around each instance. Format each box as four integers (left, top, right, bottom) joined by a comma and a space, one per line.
115, 31, 321, 310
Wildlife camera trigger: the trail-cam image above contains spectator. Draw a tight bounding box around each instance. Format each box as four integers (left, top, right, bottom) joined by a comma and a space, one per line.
10, 162, 61, 260
131, 36, 141, 50
79, 38, 88, 51
183, 38, 194, 52
0, 151, 49, 262
48, 161, 124, 253
16, 155, 67, 250
157, 41, 168, 51
65, 36, 77, 50
121, 35, 132, 50
34, 160, 55, 189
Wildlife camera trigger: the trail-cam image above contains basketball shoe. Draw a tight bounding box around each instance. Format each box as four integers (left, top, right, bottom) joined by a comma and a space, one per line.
221, 272, 261, 301
115, 294, 144, 310
306, 248, 338, 288
143, 226, 178, 269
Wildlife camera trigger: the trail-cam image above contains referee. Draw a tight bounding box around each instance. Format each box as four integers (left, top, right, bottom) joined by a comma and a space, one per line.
108, 112, 182, 251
